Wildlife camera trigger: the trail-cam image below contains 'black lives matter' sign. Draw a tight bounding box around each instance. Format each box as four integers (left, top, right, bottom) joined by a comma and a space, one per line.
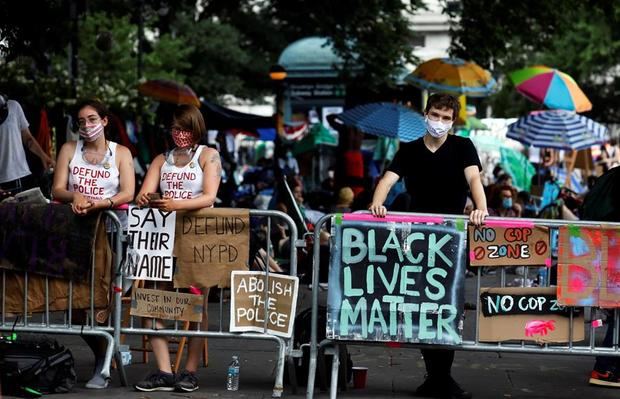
327, 217, 467, 345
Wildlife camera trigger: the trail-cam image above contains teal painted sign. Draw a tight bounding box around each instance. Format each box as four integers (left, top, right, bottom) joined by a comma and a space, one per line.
326, 219, 467, 344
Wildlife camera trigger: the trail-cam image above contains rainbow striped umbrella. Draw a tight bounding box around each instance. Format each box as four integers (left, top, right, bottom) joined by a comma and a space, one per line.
138, 79, 200, 107
405, 58, 497, 97
509, 66, 592, 112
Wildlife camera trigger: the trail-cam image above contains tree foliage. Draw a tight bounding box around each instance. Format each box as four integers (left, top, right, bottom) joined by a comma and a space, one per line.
1, 0, 423, 107
448, 0, 620, 122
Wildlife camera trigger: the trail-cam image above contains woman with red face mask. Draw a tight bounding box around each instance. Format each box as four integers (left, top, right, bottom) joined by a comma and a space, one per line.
134, 104, 221, 393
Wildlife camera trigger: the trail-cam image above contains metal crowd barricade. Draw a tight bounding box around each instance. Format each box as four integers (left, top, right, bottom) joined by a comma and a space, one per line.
117, 209, 300, 398
0, 210, 127, 386
306, 212, 620, 399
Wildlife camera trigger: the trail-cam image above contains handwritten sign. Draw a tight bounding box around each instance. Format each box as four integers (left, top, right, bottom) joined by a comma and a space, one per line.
558, 226, 620, 308
479, 287, 584, 343
0, 203, 100, 281
130, 288, 203, 322
230, 271, 299, 337
124, 206, 176, 281
173, 208, 250, 288
326, 219, 467, 345
468, 225, 550, 267
480, 292, 573, 317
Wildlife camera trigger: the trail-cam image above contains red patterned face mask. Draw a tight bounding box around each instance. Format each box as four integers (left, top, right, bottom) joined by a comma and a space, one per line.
171, 128, 194, 148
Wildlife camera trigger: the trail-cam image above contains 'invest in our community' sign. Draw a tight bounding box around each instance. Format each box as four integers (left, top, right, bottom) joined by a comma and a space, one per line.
327, 215, 467, 345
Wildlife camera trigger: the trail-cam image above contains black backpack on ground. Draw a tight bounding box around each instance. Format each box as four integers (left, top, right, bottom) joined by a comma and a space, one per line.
0, 334, 76, 397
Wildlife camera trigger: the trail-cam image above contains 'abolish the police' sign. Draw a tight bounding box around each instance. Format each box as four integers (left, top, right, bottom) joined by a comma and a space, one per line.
327, 215, 467, 345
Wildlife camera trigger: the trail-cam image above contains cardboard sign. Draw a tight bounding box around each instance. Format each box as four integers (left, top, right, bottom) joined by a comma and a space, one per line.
124, 206, 176, 281
0, 203, 100, 281
130, 287, 203, 322
468, 225, 550, 267
558, 226, 620, 308
479, 287, 584, 343
327, 218, 467, 345
230, 271, 299, 338
173, 208, 250, 288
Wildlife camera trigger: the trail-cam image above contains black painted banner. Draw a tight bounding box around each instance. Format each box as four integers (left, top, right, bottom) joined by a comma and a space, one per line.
327, 218, 467, 345
0, 203, 100, 281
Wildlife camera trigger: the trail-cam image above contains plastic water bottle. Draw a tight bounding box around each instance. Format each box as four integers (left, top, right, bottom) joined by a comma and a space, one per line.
226, 355, 240, 391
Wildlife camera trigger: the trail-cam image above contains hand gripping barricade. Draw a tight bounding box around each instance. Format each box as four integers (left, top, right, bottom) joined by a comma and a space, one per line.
117, 208, 301, 398
306, 211, 620, 399
0, 205, 302, 397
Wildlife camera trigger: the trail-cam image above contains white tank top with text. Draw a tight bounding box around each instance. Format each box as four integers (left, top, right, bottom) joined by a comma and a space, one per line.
68, 140, 120, 200
159, 145, 205, 199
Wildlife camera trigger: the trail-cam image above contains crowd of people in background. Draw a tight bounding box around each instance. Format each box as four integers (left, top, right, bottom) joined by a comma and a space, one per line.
1, 91, 620, 396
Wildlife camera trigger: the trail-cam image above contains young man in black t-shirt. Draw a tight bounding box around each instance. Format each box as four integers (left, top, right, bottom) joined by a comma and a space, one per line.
369, 94, 488, 399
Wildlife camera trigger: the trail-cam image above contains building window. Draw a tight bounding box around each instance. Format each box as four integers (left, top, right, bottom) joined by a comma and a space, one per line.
411, 35, 425, 48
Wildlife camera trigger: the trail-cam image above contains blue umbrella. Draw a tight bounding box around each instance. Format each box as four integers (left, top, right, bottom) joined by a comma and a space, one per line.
337, 102, 426, 142
506, 110, 608, 150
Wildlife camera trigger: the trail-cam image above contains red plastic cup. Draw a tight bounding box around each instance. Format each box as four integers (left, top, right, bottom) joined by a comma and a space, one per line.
352, 366, 368, 389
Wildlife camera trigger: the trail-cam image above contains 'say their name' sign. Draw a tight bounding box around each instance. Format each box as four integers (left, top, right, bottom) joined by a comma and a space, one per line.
124, 207, 176, 281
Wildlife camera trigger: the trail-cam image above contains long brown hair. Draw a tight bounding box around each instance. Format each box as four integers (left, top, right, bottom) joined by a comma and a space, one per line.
172, 104, 206, 144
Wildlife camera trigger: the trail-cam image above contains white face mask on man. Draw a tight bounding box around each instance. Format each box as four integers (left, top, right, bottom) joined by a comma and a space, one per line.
425, 117, 453, 138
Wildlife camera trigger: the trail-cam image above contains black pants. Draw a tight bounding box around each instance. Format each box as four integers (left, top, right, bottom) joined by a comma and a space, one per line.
594, 312, 620, 372
0, 175, 34, 196
422, 348, 454, 377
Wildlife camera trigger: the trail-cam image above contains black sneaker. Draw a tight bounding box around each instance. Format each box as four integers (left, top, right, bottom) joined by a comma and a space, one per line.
135, 371, 175, 392
415, 375, 472, 399
175, 369, 199, 392
589, 369, 620, 387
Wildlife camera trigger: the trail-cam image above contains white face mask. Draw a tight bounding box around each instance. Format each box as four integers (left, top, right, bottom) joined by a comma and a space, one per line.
425, 117, 453, 138
79, 123, 104, 142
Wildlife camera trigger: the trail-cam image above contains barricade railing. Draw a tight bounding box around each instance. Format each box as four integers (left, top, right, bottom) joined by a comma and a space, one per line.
117, 209, 299, 398
0, 207, 303, 395
306, 212, 620, 399
0, 209, 126, 386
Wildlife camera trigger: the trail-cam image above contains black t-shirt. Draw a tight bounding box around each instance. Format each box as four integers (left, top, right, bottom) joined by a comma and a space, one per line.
387, 135, 481, 215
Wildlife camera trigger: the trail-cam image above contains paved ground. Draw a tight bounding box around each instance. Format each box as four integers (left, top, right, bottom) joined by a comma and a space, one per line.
3, 272, 620, 398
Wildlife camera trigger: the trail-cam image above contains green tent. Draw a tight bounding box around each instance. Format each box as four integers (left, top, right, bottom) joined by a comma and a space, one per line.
500, 146, 535, 192
293, 124, 338, 155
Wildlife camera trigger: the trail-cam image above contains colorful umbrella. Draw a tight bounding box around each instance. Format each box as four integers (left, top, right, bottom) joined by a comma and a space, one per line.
500, 147, 535, 192
509, 66, 592, 112
137, 79, 200, 107
506, 110, 608, 150
405, 58, 497, 97
337, 102, 426, 142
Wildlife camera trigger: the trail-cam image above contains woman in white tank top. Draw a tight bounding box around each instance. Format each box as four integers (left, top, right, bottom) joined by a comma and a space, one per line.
50, 99, 135, 389
134, 104, 221, 393
52, 99, 135, 215
136, 104, 221, 211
